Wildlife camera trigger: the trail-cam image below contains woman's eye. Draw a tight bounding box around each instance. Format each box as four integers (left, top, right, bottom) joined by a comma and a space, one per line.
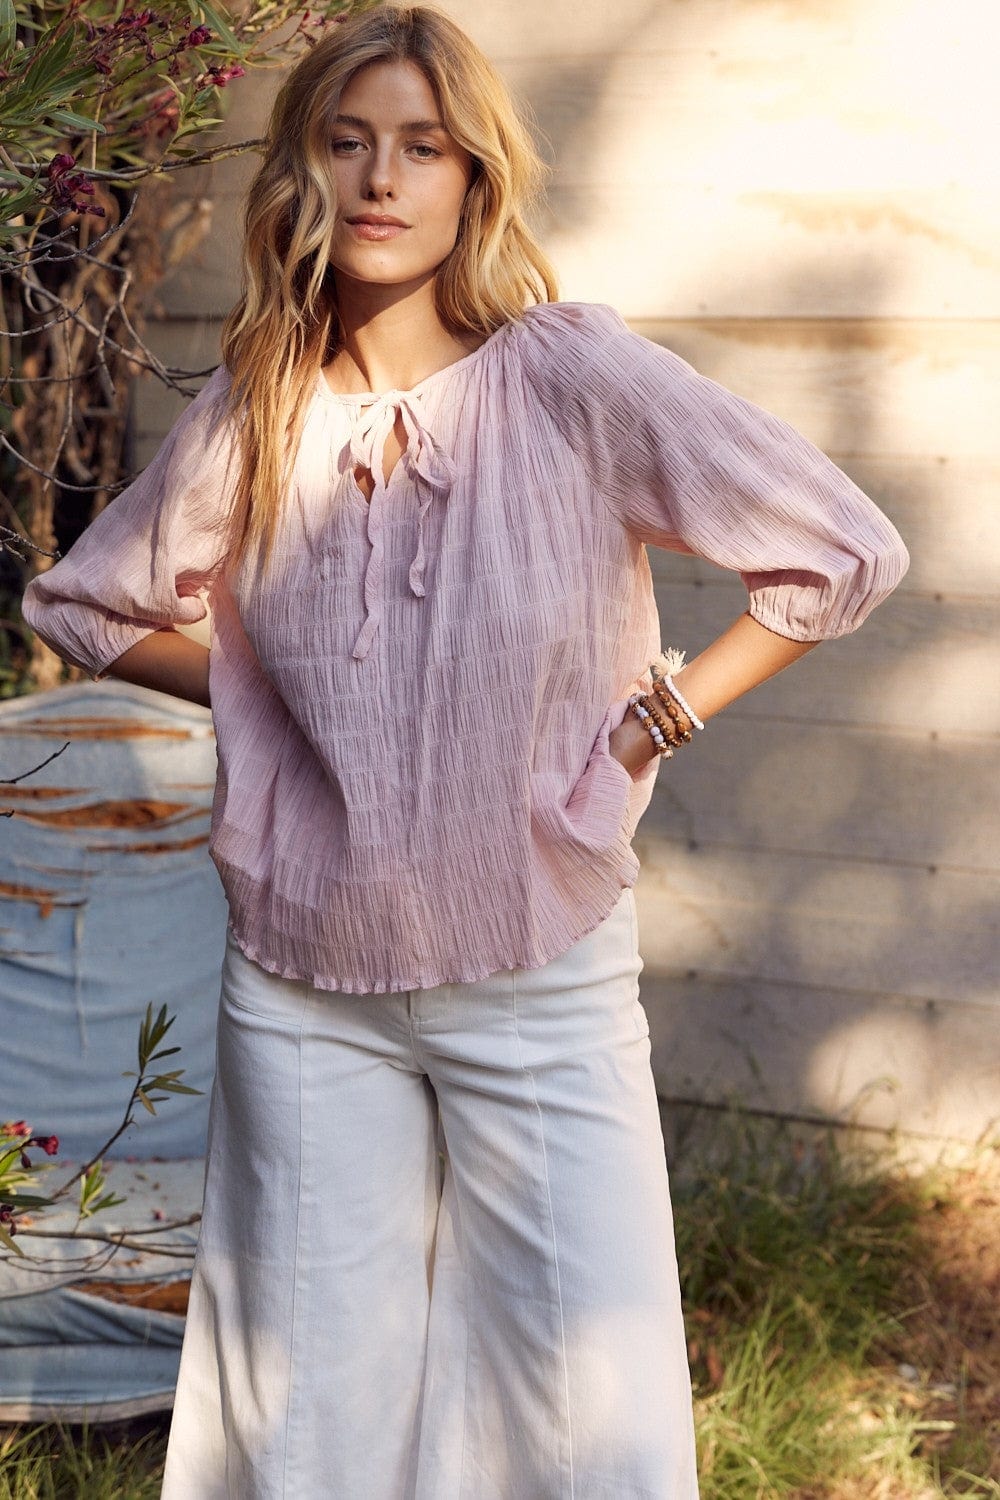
330, 138, 442, 159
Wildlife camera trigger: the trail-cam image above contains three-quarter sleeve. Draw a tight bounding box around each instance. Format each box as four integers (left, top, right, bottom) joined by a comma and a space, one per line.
519, 302, 909, 640
22, 366, 238, 679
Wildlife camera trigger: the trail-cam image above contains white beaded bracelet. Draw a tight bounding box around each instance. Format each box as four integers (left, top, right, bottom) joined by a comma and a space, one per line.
649, 648, 705, 733
659, 675, 705, 733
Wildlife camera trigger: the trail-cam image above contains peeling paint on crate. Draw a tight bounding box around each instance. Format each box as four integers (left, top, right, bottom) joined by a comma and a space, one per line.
0, 879, 83, 917
9, 799, 203, 830
74, 1280, 191, 1314
84, 833, 211, 856
0, 785, 88, 801
0, 716, 214, 742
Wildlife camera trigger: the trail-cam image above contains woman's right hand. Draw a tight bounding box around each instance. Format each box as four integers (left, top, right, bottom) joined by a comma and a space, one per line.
607, 709, 659, 777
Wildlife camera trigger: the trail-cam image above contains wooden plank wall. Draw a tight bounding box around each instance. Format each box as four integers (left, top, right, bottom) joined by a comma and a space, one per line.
140, 0, 1000, 1144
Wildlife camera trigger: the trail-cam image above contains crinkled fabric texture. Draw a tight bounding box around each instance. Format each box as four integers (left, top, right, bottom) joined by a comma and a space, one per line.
22, 302, 910, 993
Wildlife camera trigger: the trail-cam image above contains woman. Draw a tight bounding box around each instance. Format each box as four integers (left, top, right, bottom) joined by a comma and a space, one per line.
22, 6, 909, 1496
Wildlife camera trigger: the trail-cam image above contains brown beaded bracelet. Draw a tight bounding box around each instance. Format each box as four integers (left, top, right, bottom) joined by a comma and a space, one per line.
627, 693, 673, 757
645, 695, 684, 747
651, 680, 693, 743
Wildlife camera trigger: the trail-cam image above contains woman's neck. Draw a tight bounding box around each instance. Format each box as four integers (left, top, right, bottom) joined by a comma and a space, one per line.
324, 281, 483, 396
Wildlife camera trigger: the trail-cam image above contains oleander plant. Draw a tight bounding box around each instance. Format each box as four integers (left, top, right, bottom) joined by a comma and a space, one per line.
0, 1001, 201, 1262
0, 0, 370, 692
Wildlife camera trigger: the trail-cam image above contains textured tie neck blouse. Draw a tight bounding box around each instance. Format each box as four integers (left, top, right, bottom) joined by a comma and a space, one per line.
22, 302, 910, 994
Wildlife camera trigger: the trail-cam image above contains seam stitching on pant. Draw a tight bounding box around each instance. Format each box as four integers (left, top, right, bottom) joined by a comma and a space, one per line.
456, 1190, 474, 1500
279, 1006, 308, 1498
511, 970, 576, 1500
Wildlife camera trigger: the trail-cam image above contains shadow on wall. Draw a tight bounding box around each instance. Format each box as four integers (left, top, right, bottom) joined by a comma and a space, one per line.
515, 5, 999, 1144
636, 281, 998, 1142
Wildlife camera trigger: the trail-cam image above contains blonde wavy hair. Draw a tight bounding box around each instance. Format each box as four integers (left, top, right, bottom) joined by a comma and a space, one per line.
220, 3, 558, 573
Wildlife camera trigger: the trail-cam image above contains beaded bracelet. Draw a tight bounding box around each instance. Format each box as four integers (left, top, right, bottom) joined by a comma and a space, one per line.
649, 649, 705, 734
651, 680, 693, 743
628, 693, 674, 758
657, 674, 705, 733
645, 694, 684, 747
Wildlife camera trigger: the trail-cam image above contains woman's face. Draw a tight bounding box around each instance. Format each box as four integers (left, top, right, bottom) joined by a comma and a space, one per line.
327, 59, 475, 295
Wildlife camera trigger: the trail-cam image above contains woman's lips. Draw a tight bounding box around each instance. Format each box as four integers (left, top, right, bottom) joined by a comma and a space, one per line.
347, 221, 408, 241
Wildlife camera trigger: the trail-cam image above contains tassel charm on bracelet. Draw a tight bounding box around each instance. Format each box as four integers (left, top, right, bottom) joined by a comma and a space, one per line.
649, 648, 705, 734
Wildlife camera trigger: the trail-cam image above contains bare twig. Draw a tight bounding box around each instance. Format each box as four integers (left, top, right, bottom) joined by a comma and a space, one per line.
0, 431, 130, 493
1, 742, 70, 786
6, 138, 266, 188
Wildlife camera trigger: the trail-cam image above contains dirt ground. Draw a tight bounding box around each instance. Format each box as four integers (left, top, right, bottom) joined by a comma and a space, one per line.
897, 1149, 1000, 1485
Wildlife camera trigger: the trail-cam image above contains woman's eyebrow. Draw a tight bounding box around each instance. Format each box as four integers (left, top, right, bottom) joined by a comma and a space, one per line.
333, 113, 447, 132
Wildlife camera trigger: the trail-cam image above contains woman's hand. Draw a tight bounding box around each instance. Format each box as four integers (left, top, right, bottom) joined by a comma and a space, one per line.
607, 709, 659, 777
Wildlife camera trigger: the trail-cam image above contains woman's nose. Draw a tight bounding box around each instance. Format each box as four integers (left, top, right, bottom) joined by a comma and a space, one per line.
363, 148, 396, 199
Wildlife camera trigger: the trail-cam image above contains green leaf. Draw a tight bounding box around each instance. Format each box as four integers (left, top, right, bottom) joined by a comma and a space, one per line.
21, 25, 75, 97
0, 1224, 24, 1257
2, 1192, 53, 1210
150, 1080, 203, 1096
49, 109, 106, 135
79, 1161, 104, 1204
136, 1087, 157, 1116
195, 1, 243, 53
138, 1002, 173, 1069
80, 1190, 126, 1219
0, 0, 15, 65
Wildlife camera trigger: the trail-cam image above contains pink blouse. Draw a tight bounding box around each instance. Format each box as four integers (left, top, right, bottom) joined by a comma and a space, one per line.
22, 301, 909, 993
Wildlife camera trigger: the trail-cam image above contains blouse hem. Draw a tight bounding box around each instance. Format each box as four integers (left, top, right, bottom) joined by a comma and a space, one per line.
223, 881, 639, 997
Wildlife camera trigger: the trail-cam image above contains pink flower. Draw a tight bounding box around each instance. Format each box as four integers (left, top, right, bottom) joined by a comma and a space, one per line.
204, 61, 246, 87
15, 1134, 60, 1168
45, 160, 105, 219
2, 1121, 30, 1138
47, 154, 76, 181
185, 24, 212, 46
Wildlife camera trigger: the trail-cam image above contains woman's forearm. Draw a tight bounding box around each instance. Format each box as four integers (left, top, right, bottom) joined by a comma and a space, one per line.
610, 611, 819, 773
669, 610, 818, 721
106, 627, 211, 709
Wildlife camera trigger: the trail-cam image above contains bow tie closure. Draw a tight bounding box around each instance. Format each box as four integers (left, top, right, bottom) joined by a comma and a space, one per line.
347, 390, 456, 660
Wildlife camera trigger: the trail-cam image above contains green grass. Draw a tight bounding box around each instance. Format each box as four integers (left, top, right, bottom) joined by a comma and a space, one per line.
2, 1113, 997, 1499
670, 1111, 1000, 1498
0, 1419, 167, 1499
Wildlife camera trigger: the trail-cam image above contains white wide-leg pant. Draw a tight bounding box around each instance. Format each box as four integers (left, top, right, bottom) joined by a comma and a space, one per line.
161, 889, 699, 1499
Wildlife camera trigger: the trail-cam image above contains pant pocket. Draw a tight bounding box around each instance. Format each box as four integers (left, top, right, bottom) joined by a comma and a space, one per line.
220, 927, 312, 1027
